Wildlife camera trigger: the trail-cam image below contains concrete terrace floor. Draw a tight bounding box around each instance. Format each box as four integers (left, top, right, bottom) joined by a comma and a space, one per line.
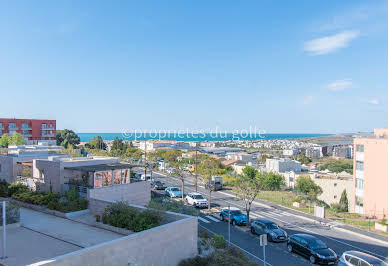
0, 208, 123, 266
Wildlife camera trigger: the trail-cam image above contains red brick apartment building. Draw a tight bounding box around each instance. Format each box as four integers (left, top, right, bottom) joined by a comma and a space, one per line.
0, 118, 56, 143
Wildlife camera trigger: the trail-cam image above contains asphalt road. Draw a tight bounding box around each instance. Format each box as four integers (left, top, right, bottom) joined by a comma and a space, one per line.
142, 169, 388, 266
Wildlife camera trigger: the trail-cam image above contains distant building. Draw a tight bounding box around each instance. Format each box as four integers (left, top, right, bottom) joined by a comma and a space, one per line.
332, 145, 353, 159
305, 146, 327, 158
0, 118, 56, 145
225, 152, 255, 163
283, 149, 299, 156
353, 127, 388, 218
139, 140, 190, 151
200, 147, 244, 156
265, 158, 301, 173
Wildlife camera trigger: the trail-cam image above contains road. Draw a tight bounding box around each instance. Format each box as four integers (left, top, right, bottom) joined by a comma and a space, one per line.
144, 169, 388, 265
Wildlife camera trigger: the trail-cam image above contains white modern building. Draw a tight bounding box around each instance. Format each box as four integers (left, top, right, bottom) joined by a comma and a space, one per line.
283, 149, 299, 156
265, 158, 301, 173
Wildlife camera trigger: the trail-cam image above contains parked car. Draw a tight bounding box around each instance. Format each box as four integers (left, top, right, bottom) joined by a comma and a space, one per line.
165, 187, 182, 198
287, 234, 338, 265
220, 207, 247, 225
151, 180, 166, 190
338, 251, 388, 266
185, 192, 208, 208
250, 218, 288, 242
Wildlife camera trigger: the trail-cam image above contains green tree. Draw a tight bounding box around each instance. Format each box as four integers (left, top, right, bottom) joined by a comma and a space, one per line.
56, 129, 80, 148
242, 166, 258, 180
260, 172, 285, 191
318, 159, 353, 174
86, 136, 107, 150
296, 176, 322, 197
0, 134, 11, 148
11, 133, 26, 145
163, 150, 182, 164
199, 158, 219, 210
233, 172, 262, 225
291, 153, 311, 165
339, 189, 349, 212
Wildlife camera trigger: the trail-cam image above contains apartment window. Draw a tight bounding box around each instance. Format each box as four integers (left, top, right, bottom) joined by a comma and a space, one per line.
356, 161, 364, 171
8, 123, 17, 129
356, 178, 364, 190
356, 145, 364, 152
21, 123, 30, 129
0, 123, 3, 128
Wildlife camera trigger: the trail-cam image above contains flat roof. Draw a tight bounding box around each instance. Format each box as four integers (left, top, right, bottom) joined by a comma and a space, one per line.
64, 163, 133, 172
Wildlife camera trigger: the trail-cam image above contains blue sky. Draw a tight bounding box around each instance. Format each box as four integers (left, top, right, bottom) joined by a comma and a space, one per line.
1, 0, 387, 133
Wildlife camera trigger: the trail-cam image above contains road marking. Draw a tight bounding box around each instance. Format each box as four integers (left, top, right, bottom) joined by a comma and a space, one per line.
206, 215, 220, 222
198, 217, 210, 223
266, 211, 282, 217
199, 224, 273, 266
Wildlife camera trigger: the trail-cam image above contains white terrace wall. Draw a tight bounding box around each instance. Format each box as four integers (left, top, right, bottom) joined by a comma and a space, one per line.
36, 205, 198, 266
88, 181, 151, 206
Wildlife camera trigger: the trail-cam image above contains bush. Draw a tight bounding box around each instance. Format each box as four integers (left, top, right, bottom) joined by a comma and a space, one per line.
95, 214, 101, 222
147, 198, 199, 216
200, 230, 210, 240
211, 234, 226, 249
8, 183, 29, 197
0, 180, 9, 197
102, 202, 161, 232
0, 203, 20, 224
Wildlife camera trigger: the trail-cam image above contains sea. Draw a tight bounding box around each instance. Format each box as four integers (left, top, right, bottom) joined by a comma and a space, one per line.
77, 133, 331, 143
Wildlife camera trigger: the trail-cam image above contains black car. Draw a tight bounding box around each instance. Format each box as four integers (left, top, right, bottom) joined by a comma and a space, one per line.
250, 218, 288, 242
151, 180, 166, 190
287, 234, 338, 265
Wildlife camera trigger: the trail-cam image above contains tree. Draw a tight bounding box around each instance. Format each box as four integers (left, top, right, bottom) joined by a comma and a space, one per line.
242, 166, 258, 179
11, 133, 26, 145
296, 176, 322, 211
56, 129, 80, 148
171, 163, 187, 201
291, 153, 311, 165
86, 136, 107, 150
233, 170, 262, 226
199, 158, 219, 210
260, 172, 285, 191
0, 134, 11, 148
163, 150, 182, 164
318, 159, 353, 174
339, 189, 349, 212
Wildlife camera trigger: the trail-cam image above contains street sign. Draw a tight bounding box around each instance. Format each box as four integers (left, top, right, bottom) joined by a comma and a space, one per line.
260, 234, 268, 246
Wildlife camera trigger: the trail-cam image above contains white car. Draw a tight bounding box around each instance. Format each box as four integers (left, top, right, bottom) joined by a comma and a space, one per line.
185, 193, 208, 208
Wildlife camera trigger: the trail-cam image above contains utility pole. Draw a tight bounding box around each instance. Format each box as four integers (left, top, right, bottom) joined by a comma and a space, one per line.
144, 141, 147, 179
195, 142, 198, 192
228, 204, 231, 246
1, 201, 6, 259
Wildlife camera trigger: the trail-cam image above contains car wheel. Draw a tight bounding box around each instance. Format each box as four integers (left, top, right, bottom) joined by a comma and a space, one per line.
287, 244, 293, 253
250, 227, 255, 234
309, 255, 316, 264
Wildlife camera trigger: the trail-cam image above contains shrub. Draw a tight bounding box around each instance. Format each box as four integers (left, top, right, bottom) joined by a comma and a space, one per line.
211, 234, 226, 249
95, 214, 101, 222
0, 180, 9, 197
147, 198, 199, 216
66, 187, 78, 202
200, 230, 210, 240
0, 203, 20, 224
8, 183, 29, 197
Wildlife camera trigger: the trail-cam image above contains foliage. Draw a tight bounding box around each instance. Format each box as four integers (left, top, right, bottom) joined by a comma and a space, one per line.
198, 158, 220, 210
147, 197, 199, 216
179, 246, 259, 266
211, 234, 226, 249
339, 189, 349, 212
0, 134, 11, 148
11, 186, 87, 213
295, 176, 322, 200
60, 146, 82, 157
0, 179, 9, 197
233, 167, 262, 225
0, 203, 20, 224
222, 174, 239, 186
0, 133, 26, 147
291, 153, 311, 165
318, 159, 353, 174
259, 172, 285, 191
163, 150, 182, 164
56, 129, 80, 148
8, 183, 29, 197
102, 201, 161, 232
85, 136, 107, 150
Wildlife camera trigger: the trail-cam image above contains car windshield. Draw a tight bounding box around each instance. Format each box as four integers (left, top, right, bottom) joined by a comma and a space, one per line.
171, 188, 179, 191
309, 239, 327, 250
231, 210, 243, 216
266, 223, 279, 230
192, 195, 204, 199
155, 181, 162, 185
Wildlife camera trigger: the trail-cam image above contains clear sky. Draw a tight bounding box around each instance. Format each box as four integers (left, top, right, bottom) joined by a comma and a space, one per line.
1, 0, 387, 133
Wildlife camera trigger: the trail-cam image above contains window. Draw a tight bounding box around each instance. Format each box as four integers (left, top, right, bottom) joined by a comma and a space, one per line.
334, 195, 337, 199
21, 123, 30, 129
356, 161, 364, 171
356, 145, 364, 152
8, 123, 17, 129
356, 178, 364, 190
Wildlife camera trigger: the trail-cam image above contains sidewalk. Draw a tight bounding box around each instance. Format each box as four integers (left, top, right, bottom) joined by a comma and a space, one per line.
254, 198, 388, 245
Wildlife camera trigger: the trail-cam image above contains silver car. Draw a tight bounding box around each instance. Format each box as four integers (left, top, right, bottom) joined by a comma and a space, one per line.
250, 218, 288, 242
338, 251, 387, 266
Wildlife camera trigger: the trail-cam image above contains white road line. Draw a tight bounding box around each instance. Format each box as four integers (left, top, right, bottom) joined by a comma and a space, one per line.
262, 212, 278, 219
199, 224, 273, 266
198, 217, 210, 224
267, 212, 282, 217
206, 215, 220, 222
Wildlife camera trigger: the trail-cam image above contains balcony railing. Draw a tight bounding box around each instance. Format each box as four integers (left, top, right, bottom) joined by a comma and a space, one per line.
8, 126, 18, 130
41, 133, 54, 137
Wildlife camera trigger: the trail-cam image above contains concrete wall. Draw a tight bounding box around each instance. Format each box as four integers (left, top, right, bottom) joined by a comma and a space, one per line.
312, 177, 353, 210
38, 200, 198, 266
0, 156, 15, 183
88, 181, 151, 206
33, 159, 61, 193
